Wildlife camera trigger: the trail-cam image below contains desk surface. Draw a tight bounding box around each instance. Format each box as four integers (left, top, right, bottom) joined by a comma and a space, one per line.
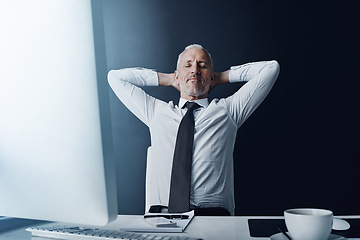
0, 215, 358, 240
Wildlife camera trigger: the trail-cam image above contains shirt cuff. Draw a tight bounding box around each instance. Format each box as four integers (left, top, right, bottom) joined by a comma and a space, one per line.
133, 67, 159, 86
228, 63, 253, 83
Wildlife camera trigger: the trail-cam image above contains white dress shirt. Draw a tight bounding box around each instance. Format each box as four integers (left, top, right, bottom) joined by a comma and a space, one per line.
108, 61, 280, 215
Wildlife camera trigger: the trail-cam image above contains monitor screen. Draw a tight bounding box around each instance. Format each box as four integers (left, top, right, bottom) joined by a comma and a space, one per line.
0, 0, 118, 226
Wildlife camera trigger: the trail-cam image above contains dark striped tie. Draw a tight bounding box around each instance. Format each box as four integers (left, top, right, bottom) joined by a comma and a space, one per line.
168, 101, 200, 213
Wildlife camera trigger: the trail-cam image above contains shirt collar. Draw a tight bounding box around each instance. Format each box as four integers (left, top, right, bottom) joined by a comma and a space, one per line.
179, 98, 209, 109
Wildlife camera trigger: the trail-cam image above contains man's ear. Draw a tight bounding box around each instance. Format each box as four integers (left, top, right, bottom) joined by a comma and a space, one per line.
173, 70, 181, 92
210, 72, 216, 86
211, 72, 216, 81
208, 72, 217, 93
174, 70, 180, 84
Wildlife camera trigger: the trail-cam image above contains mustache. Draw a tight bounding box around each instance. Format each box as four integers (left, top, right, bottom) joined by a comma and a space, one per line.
187, 73, 203, 81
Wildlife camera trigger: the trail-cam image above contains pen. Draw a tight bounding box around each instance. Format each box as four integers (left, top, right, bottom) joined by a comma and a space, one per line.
144, 214, 189, 219
277, 227, 292, 240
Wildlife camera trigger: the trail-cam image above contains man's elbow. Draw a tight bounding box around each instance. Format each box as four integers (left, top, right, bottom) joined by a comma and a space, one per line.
107, 70, 116, 87
267, 60, 280, 77
269, 60, 280, 71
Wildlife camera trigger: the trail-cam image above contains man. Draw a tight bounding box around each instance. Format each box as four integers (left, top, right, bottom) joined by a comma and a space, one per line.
108, 44, 280, 216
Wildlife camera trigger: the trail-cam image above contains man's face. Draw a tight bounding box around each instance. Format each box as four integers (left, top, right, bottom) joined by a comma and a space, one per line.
175, 48, 215, 100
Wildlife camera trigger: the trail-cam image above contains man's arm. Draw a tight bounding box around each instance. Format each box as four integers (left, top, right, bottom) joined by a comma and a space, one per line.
206, 70, 231, 93
157, 72, 179, 91
224, 60, 280, 127
214, 70, 230, 85
108, 68, 166, 126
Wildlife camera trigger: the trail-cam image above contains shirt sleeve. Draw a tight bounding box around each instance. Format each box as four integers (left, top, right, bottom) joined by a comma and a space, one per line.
224, 60, 280, 128
107, 67, 165, 126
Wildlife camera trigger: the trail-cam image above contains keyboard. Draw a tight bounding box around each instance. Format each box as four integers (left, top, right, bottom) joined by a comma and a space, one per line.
27, 225, 203, 240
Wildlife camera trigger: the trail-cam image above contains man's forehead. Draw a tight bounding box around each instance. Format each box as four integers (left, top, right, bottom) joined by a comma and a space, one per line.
180, 48, 210, 63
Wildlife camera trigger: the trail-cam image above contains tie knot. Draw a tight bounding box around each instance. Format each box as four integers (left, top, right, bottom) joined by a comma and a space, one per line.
185, 101, 200, 111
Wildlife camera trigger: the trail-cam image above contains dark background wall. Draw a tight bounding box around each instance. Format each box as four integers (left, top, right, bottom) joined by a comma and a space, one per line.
93, 0, 360, 215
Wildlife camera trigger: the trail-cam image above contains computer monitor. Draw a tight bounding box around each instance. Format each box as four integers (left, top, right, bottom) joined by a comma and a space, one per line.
0, 0, 118, 226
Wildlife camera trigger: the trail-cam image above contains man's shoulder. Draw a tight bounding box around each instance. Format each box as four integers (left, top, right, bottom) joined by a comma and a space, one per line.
208, 98, 226, 106
156, 100, 179, 110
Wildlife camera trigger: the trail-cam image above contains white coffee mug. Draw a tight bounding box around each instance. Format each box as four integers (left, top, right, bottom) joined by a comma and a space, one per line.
284, 208, 333, 240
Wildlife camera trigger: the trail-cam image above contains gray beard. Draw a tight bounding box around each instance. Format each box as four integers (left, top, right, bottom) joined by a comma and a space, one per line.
181, 85, 207, 98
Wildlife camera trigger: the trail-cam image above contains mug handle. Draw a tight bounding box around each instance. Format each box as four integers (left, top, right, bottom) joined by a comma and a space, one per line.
333, 217, 350, 230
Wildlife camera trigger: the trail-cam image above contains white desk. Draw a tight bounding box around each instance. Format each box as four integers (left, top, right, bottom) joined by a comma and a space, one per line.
0, 215, 358, 240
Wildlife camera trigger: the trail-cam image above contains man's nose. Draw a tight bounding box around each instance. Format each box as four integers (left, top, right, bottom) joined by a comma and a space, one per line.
191, 63, 200, 74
